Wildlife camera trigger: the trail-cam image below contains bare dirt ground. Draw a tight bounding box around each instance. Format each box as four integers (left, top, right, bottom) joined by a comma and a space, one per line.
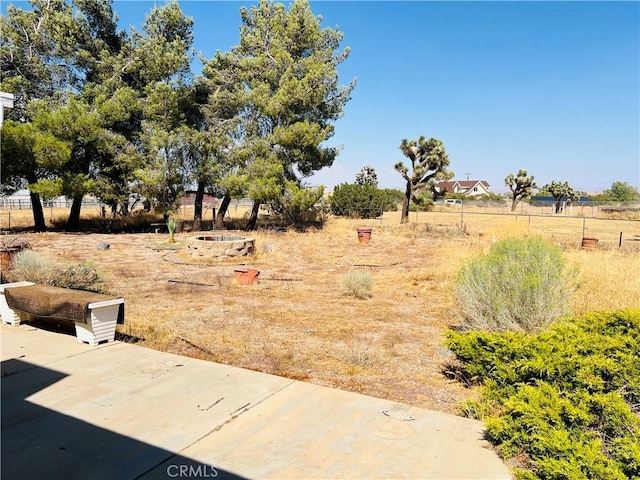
2, 208, 640, 415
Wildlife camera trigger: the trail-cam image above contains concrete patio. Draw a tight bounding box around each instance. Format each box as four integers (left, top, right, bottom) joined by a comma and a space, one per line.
1, 323, 512, 479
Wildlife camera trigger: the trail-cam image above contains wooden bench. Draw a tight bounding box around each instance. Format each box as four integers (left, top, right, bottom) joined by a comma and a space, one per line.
0, 282, 124, 346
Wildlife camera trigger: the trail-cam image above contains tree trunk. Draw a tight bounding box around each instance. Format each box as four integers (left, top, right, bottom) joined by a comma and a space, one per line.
215, 194, 231, 229
119, 200, 130, 217
30, 192, 46, 232
554, 199, 562, 214
245, 200, 260, 230
193, 180, 206, 231
511, 197, 518, 212
400, 182, 411, 224
66, 196, 83, 230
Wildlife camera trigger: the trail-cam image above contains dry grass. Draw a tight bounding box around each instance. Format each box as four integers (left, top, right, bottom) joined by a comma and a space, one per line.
1, 206, 639, 415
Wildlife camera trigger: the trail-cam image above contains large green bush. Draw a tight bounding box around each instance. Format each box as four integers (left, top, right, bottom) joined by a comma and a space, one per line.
454, 237, 578, 332
446, 309, 640, 480
267, 182, 325, 223
330, 183, 401, 218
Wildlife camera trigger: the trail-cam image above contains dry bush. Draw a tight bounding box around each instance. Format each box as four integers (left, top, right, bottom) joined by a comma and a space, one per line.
339, 270, 373, 299
454, 237, 579, 332
8, 249, 106, 292
6, 249, 59, 285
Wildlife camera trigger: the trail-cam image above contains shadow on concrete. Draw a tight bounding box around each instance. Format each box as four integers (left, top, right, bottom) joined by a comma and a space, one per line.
1, 359, 246, 480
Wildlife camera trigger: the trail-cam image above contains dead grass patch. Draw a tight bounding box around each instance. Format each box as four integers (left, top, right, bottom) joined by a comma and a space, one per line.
2, 207, 638, 414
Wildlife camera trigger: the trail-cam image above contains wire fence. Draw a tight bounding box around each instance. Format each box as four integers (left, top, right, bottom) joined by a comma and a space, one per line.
365, 206, 640, 251
0, 196, 256, 211
1, 196, 638, 250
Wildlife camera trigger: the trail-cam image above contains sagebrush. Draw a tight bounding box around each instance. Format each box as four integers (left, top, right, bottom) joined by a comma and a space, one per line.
454, 236, 578, 332
339, 270, 373, 299
8, 250, 106, 293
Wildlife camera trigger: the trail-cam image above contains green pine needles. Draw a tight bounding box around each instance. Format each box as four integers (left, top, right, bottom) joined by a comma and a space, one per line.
454, 237, 579, 333
446, 309, 640, 480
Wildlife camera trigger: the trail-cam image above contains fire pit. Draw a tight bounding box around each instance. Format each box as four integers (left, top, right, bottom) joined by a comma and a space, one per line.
186, 235, 255, 260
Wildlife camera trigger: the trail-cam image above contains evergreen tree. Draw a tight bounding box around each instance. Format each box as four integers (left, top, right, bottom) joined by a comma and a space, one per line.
1, 0, 195, 230
215, 0, 355, 229
0, 0, 78, 230
603, 181, 640, 202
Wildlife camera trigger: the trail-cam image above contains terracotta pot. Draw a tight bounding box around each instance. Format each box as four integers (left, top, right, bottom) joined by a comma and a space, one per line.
0, 246, 25, 265
356, 227, 373, 243
234, 268, 260, 285
581, 237, 599, 250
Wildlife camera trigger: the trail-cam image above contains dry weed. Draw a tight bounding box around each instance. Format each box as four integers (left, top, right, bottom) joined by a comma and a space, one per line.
2, 206, 638, 415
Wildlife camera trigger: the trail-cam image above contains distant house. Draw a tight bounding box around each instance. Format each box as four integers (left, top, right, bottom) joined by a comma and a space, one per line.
181, 191, 217, 206
435, 180, 491, 197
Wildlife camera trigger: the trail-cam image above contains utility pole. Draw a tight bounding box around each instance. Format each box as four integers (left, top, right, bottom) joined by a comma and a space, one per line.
464, 172, 471, 181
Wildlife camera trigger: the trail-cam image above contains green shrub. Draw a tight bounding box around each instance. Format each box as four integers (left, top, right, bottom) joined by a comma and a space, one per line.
454, 236, 578, 332
9, 250, 106, 293
330, 183, 400, 218
55, 262, 105, 292
339, 270, 373, 299
409, 191, 434, 212
445, 309, 640, 480
267, 182, 325, 223
167, 217, 178, 243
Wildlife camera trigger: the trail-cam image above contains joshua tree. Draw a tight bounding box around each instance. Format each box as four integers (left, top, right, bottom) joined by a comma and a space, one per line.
395, 136, 452, 223
505, 169, 537, 212
355, 166, 378, 188
541, 180, 578, 214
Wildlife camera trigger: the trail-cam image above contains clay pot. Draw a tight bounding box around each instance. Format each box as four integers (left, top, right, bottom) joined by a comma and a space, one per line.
581, 237, 599, 250
234, 268, 260, 285
0, 245, 27, 266
356, 227, 373, 243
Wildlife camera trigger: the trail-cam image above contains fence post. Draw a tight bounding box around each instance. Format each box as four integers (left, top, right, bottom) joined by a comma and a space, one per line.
582, 217, 586, 239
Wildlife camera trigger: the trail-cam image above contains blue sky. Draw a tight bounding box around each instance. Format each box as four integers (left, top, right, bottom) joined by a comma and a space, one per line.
323, 1, 640, 195
6, 1, 640, 194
